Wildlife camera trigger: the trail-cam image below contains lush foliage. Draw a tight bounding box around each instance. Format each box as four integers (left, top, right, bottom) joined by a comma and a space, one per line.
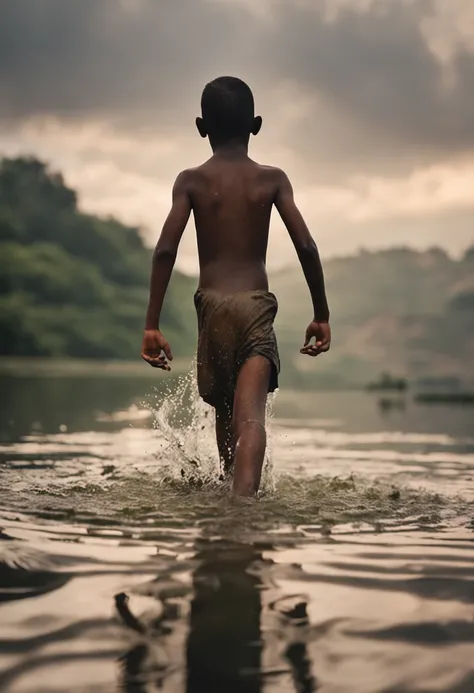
0, 157, 195, 359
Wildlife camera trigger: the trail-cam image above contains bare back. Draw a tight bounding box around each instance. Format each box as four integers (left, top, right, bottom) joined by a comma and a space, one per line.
186, 155, 279, 293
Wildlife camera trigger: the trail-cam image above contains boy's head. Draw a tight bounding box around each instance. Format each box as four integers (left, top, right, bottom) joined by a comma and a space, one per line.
196, 76, 262, 145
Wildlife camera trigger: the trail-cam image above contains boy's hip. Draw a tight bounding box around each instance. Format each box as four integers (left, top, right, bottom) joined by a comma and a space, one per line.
194, 289, 278, 330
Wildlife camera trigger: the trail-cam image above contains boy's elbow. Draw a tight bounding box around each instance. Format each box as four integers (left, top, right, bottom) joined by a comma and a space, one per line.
153, 246, 177, 264
296, 239, 319, 262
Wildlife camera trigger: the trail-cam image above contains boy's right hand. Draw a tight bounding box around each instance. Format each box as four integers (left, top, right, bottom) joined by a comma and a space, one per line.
141, 330, 173, 370
300, 321, 331, 357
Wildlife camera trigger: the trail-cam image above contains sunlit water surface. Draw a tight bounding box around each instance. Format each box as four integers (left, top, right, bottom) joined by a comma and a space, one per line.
1, 366, 474, 693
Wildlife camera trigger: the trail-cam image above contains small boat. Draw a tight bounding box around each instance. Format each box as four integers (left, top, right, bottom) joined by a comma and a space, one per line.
367, 373, 407, 392
414, 392, 474, 405
413, 376, 474, 405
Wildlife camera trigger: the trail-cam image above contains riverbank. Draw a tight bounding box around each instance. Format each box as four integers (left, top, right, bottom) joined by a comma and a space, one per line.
0, 356, 192, 378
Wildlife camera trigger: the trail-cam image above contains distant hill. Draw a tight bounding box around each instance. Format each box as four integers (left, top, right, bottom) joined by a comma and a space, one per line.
271, 246, 474, 387
0, 157, 195, 359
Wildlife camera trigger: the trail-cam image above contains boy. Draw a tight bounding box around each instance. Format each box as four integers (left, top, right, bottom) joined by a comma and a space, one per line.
142, 76, 330, 496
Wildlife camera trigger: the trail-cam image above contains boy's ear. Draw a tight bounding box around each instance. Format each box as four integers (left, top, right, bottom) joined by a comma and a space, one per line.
196, 117, 207, 138
252, 116, 263, 136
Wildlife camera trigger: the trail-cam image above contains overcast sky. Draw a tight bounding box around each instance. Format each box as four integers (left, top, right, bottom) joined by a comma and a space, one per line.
1, 0, 474, 272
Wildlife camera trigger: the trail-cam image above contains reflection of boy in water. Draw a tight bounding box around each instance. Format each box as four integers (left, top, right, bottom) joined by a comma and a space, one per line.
142, 76, 330, 495
186, 542, 262, 693
116, 542, 316, 693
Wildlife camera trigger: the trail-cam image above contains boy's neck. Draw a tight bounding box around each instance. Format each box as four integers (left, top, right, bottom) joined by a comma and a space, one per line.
210, 138, 249, 158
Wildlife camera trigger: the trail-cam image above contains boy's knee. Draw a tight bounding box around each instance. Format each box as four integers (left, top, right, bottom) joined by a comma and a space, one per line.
233, 416, 266, 439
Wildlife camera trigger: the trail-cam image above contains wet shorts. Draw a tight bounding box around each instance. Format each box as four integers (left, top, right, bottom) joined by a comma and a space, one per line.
194, 289, 280, 408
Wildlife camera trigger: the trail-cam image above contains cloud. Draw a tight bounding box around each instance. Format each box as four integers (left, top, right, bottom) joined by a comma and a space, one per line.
420, 0, 474, 64
0, 0, 255, 124
1, 0, 474, 267
2, 0, 474, 176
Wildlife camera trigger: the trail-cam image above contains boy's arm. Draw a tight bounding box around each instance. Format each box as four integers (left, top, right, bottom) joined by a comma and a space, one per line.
142, 171, 192, 369
274, 170, 331, 356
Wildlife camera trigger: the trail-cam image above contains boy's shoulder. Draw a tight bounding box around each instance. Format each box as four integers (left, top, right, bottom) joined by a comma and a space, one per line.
252, 162, 286, 178
174, 166, 200, 184
173, 162, 289, 193
255, 162, 285, 174
251, 163, 291, 190
245, 160, 288, 178
177, 160, 287, 175
173, 162, 212, 190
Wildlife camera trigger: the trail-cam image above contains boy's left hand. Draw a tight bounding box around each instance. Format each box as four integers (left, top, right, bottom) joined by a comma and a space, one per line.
141, 330, 173, 370
300, 321, 331, 357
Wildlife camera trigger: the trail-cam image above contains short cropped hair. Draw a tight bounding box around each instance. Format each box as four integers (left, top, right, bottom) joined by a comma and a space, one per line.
201, 76, 255, 139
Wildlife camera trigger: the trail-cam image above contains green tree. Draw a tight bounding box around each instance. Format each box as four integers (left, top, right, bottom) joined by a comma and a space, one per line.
0, 156, 196, 359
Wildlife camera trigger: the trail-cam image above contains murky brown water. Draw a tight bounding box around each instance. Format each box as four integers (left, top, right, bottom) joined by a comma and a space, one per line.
1, 365, 474, 692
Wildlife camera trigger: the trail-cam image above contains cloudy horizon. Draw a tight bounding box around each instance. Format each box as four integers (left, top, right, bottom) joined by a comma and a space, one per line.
1, 0, 474, 273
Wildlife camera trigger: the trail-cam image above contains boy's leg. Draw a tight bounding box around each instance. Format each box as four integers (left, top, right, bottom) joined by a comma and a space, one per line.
215, 401, 234, 475
232, 355, 271, 496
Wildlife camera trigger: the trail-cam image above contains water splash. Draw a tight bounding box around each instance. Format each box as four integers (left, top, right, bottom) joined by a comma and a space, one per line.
145, 359, 276, 491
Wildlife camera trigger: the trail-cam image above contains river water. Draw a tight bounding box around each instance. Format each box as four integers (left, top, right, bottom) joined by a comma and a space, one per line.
1, 365, 473, 693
